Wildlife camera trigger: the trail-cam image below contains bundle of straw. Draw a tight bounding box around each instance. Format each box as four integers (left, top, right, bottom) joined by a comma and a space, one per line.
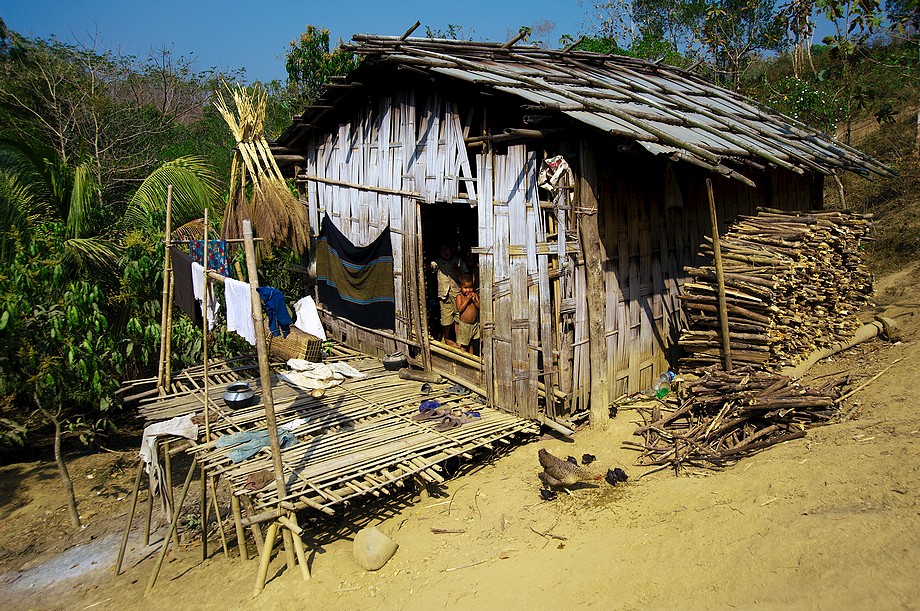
215, 84, 310, 253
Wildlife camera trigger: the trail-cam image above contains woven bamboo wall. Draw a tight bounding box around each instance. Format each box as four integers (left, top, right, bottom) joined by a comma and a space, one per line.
303, 93, 475, 360
594, 158, 816, 398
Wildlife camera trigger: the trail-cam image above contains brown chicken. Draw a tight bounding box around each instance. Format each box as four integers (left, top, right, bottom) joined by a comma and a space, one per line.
538, 448, 601, 487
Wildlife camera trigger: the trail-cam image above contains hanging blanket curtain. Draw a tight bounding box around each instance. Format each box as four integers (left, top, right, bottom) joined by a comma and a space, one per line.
316, 215, 395, 330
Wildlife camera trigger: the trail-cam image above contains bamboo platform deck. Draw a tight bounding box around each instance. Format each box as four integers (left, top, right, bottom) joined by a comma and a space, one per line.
128, 344, 538, 523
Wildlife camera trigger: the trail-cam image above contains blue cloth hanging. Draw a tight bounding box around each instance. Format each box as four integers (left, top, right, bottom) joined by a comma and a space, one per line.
256, 286, 292, 337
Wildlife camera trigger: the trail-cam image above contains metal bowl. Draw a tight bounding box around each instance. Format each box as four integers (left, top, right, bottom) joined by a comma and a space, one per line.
383, 351, 407, 371
224, 382, 256, 409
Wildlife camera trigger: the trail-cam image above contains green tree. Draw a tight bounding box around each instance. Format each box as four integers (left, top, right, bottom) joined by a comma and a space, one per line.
702, 0, 788, 89
284, 26, 360, 110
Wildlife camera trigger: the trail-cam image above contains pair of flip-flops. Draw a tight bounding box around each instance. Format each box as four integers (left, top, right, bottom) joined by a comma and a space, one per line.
412, 401, 480, 431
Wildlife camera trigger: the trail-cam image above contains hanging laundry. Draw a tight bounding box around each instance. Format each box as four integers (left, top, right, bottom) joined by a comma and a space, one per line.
191, 261, 219, 330
169, 246, 202, 327
316, 215, 395, 330
257, 286, 292, 338
139, 414, 198, 515
293, 295, 326, 340
225, 277, 256, 345
189, 239, 234, 278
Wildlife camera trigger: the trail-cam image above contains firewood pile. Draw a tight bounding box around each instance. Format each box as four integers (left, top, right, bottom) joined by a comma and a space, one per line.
623, 366, 844, 475
678, 208, 873, 370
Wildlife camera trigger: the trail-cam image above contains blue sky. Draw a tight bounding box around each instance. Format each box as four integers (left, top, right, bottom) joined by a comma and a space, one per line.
3, 1, 596, 82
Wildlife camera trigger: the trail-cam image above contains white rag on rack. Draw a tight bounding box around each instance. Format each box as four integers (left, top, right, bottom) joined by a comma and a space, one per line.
138, 414, 198, 515
190, 261, 219, 330
224, 277, 256, 345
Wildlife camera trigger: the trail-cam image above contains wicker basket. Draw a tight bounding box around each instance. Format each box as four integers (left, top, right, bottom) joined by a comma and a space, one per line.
263, 321, 323, 362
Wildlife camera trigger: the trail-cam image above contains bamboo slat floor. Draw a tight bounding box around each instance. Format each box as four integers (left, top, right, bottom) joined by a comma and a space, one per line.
124, 343, 538, 524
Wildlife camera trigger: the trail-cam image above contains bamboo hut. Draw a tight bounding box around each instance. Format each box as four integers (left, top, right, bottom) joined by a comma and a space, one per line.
272, 32, 893, 426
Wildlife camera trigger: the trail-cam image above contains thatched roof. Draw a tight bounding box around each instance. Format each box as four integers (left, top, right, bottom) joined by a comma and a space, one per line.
275, 35, 894, 185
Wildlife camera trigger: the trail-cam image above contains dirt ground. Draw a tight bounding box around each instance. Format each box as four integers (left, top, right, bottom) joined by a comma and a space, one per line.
2, 266, 919, 610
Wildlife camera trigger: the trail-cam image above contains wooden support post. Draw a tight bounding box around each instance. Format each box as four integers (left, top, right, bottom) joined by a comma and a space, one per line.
145, 458, 199, 597
578, 143, 610, 429
253, 521, 280, 596
231, 495, 249, 562
156, 184, 173, 394
706, 178, 733, 372
114, 460, 145, 576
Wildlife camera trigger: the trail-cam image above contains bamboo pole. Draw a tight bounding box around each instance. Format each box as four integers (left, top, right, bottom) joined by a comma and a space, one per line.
209, 476, 230, 558
200, 463, 207, 562
165, 276, 175, 390
145, 457, 198, 597
253, 521, 280, 596
203, 208, 211, 442
707, 178, 733, 372
156, 184, 173, 393
163, 440, 180, 548
231, 495, 249, 562
242, 218, 287, 496
114, 460, 145, 575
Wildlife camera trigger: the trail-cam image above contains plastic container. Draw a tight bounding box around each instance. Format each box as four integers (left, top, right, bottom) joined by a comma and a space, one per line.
652, 371, 676, 399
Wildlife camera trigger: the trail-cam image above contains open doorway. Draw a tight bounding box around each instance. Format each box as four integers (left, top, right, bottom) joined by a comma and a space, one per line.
419, 202, 480, 357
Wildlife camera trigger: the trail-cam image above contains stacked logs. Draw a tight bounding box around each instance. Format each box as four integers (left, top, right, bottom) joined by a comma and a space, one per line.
623, 366, 843, 474
678, 208, 873, 370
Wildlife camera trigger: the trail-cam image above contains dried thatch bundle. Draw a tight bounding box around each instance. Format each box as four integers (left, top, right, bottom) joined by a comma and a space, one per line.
215, 85, 310, 253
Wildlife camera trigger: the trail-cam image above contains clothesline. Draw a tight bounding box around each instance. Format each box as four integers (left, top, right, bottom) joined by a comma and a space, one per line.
166, 237, 264, 244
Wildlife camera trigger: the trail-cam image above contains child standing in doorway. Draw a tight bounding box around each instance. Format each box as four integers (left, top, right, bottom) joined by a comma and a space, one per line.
454, 273, 480, 355
433, 243, 468, 346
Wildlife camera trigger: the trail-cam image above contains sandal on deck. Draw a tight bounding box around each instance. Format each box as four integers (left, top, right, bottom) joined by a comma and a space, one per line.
433, 413, 473, 432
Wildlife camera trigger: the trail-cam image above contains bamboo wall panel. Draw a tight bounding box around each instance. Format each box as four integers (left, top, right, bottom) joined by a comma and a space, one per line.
476, 150, 496, 406
596, 159, 816, 396
304, 92, 476, 358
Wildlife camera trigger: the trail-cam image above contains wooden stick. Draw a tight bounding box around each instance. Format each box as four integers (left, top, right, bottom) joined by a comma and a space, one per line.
156, 184, 173, 394
836, 357, 905, 406
115, 460, 145, 576
707, 178, 732, 372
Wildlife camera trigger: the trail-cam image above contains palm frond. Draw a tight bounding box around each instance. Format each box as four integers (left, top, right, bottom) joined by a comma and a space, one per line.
0, 169, 37, 263
61, 236, 123, 284
66, 160, 97, 239
123, 156, 220, 233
